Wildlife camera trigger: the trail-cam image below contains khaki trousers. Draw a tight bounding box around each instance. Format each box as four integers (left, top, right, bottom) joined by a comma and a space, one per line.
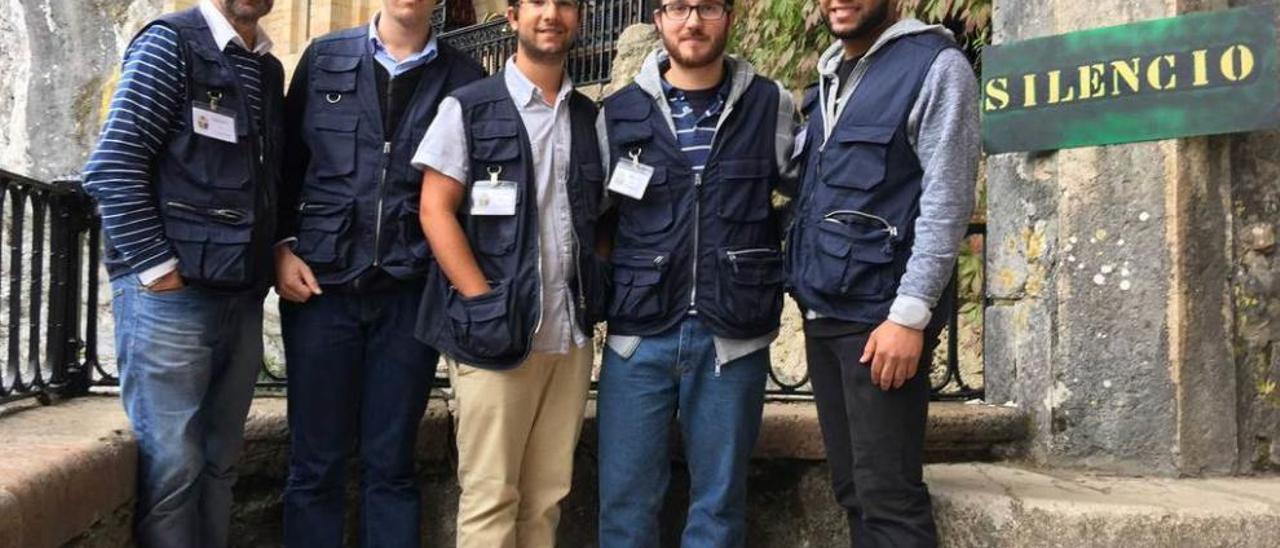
447, 344, 593, 548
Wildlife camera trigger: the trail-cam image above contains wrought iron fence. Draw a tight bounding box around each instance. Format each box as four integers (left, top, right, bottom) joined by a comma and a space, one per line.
440, 0, 653, 86
0, 171, 96, 405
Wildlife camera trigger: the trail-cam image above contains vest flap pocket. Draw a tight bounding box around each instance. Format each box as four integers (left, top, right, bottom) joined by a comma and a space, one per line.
834, 124, 896, 144
313, 55, 359, 92
295, 200, 354, 268
717, 159, 772, 223
471, 120, 521, 162
821, 127, 891, 191
447, 284, 509, 322
189, 46, 233, 87
314, 114, 358, 132
617, 168, 672, 235
310, 115, 358, 178
609, 250, 668, 323
163, 204, 210, 242
446, 280, 520, 360
607, 98, 651, 122
816, 220, 893, 264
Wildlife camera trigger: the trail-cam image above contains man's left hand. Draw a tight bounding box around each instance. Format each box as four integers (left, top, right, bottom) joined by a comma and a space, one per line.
861, 321, 925, 391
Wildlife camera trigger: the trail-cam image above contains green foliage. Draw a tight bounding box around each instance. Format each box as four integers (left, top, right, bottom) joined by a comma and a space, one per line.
731, 0, 991, 90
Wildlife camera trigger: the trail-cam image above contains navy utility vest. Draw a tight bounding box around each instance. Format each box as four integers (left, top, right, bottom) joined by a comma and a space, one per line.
787, 33, 954, 326
416, 74, 607, 369
290, 28, 484, 285
140, 8, 284, 291
603, 76, 785, 339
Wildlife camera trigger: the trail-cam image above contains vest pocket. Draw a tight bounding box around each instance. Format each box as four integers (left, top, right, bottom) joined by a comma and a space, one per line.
618, 167, 673, 235
310, 114, 358, 179
718, 247, 784, 327
446, 280, 519, 360
805, 217, 895, 298
820, 125, 895, 191
163, 201, 254, 287
294, 200, 354, 271
469, 215, 517, 256
608, 250, 668, 323
470, 120, 521, 162
312, 55, 359, 92
717, 158, 773, 223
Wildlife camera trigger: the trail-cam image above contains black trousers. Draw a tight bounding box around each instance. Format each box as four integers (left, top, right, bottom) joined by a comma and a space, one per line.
804, 323, 941, 548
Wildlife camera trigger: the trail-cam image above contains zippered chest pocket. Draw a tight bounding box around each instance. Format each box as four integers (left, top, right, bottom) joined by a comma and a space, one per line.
804, 214, 897, 299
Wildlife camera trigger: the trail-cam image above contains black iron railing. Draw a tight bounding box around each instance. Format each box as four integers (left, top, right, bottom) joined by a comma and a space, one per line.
0, 171, 97, 405
440, 0, 653, 86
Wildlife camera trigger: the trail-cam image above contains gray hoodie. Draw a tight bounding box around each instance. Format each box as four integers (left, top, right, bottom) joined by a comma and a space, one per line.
598, 48, 801, 365
810, 19, 981, 330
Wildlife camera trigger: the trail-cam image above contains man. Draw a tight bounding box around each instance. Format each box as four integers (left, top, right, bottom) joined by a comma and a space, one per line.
80, 0, 282, 546
274, 1, 483, 546
412, 0, 607, 546
595, 1, 798, 546
786, 1, 979, 546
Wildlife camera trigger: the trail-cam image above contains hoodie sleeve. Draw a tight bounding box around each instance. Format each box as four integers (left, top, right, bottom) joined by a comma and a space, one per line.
890, 47, 980, 330
772, 80, 801, 197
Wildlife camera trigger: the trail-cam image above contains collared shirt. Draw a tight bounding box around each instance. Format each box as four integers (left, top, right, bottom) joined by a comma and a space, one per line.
367, 12, 440, 77
412, 57, 588, 355
198, 0, 273, 55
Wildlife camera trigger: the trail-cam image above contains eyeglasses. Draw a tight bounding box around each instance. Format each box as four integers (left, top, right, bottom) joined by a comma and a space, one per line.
659, 2, 730, 21
520, 0, 581, 10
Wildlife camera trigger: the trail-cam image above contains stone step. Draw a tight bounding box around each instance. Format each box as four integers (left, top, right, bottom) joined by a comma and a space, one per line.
1, 396, 1026, 547
929, 463, 1280, 547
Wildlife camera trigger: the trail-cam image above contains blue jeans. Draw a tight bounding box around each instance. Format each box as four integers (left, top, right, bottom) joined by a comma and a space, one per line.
280, 285, 439, 548
111, 277, 265, 548
598, 317, 769, 548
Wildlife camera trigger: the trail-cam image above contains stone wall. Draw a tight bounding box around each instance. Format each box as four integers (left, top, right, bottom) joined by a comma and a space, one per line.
1230, 0, 1280, 473
984, 0, 1279, 475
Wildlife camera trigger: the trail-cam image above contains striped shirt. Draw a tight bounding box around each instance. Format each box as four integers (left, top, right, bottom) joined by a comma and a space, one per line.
82, 19, 269, 283
660, 71, 731, 171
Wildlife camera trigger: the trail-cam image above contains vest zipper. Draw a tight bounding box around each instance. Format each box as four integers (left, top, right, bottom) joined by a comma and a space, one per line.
372, 141, 390, 267
823, 209, 899, 238
690, 172, 703, 312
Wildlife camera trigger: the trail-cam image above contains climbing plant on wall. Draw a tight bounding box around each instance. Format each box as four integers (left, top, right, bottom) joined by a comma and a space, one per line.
731, 0, 991, 91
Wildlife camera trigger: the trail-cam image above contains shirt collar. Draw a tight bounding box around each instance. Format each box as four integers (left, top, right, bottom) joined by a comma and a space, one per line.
367, 12, 440, 67
199, 0, 273, 55
503, 57, 573, 108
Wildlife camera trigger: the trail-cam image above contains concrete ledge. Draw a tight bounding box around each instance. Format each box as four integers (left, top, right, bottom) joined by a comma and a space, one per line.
0, 396, 1024, 546
930, 463, 1280, 547
0, 398, 134, 548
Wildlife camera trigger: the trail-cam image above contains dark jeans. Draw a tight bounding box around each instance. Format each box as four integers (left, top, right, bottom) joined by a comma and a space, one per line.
281, 284, 439, 548
804, 323, 941, 548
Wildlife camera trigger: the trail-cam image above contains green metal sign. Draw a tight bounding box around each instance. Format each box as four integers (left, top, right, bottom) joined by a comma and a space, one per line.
981, 6, 1279, 153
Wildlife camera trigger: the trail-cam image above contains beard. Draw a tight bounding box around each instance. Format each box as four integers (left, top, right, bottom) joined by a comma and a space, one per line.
662, 29, 728, 69
516, 25, 576, 64
222, 0, 274, 21
825, 1, 890, 41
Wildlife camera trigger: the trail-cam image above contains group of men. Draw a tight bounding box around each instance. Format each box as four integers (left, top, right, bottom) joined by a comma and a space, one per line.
81, 0, 978, 546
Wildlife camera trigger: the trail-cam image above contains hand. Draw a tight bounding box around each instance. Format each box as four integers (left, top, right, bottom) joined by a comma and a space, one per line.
274, 246, 322, 303
861, 320, 925, 391
146, 269, 185, 292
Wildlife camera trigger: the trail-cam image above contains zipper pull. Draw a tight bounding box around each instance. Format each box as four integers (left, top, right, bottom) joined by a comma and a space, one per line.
728, 254, 740, 273
694, 173, 703, 187
653, 255, 666, 268
714, 357, 722, 378
383, 141, 392, 155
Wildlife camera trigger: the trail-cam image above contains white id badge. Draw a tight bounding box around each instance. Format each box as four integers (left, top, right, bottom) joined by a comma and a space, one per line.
608, 158, 655, 200
471, 179, 518, 216
192, 101, 238, 144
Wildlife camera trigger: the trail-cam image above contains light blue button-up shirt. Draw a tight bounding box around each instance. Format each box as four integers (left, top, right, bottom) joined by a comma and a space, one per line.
367, 13, 439, 77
